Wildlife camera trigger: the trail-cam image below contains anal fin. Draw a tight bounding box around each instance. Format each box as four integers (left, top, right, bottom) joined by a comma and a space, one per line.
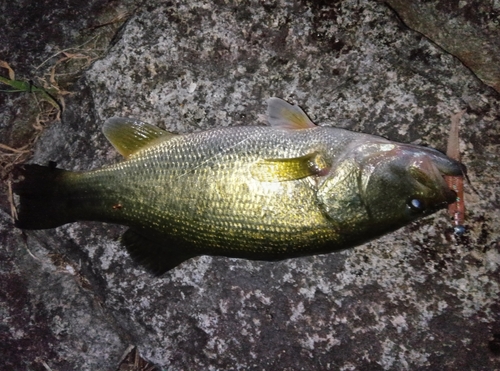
121, 228, 196, 276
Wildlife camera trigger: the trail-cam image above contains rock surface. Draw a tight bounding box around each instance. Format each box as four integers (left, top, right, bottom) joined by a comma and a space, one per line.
384, 0, 500, 93
1, 0, 500, 370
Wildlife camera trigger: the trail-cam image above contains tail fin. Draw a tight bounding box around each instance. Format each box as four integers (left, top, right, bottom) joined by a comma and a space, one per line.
13, 164, 75, 229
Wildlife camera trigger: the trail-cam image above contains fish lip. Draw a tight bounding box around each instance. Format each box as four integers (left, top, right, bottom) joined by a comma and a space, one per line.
403, 144, 464, 176
398, 143, 463, 208
439, 160, 466, 177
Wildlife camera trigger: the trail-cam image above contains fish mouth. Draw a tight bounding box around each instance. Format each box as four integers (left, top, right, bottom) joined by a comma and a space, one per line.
403, 143, 465, 177
402, 143, 463, 206
351, 139, 464, 210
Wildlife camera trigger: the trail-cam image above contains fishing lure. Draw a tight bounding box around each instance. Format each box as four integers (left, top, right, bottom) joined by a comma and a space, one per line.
445, 110, 466, 236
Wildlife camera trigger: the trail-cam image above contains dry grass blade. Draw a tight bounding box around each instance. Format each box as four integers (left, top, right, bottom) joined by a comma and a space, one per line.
7, 178, 17, 221
0, 107, 51, 179
0, 143, 30, 154
0, 145, 32, 180
35, 34, 101, 70
33, 358, 53, 371
0, 60, 15, 80
117, 346, 160, 371
86, 10, 131, 31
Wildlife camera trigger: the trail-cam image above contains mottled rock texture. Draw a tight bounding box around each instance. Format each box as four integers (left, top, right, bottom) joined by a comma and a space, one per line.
384, 0, 500, 93
1, 0, 499, 370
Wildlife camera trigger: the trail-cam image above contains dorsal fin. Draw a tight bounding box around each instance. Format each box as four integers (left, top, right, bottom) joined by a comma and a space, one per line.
103, 117, 177, 158
267, 97, 316, 129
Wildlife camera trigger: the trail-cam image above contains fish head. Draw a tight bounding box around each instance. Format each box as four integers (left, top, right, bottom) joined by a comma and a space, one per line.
360, 141, 463, 224
318, 139, 463, 237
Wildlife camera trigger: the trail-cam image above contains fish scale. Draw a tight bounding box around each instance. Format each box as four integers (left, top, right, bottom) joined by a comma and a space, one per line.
62, 126, 342, 256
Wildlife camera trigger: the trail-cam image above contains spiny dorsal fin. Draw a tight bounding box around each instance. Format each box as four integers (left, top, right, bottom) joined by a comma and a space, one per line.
103, 117, 177, 158
251, 151, 329, 182
267, 97, 316, 129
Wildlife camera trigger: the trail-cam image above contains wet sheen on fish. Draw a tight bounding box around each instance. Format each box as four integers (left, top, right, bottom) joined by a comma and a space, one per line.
13, 98, 463, 274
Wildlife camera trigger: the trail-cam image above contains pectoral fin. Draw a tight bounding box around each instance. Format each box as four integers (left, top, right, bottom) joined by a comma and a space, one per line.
103, 118, 177, 158
267, 97, 316, 129
122, 228, 197, 275
251, 152, 329, 182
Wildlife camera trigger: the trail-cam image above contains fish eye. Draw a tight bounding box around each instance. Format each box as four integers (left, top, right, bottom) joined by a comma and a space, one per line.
408, 198, 426, 212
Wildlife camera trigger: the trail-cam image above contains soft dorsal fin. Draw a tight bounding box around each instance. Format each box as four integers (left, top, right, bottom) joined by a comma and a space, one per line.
103, 117, 177, 158
267, 97, 316, 129
251, 151, 329, 182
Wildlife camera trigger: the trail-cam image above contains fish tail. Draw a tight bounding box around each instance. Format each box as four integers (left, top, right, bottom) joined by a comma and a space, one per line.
13, 164, 76, 229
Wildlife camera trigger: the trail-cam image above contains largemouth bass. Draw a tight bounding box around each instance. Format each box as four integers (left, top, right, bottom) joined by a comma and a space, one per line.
13, 98, 463, 274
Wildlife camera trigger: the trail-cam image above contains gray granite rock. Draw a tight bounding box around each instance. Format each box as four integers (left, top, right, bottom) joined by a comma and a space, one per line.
384, 0, 500, 93
2, 0, 500, 370
0, 210, 126, 370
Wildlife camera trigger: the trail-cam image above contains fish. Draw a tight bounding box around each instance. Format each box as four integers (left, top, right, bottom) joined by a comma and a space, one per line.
13, 97, 463, 275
